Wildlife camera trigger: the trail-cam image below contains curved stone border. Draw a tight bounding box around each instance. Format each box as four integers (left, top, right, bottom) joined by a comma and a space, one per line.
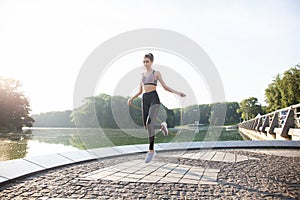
0, 140, 299, 185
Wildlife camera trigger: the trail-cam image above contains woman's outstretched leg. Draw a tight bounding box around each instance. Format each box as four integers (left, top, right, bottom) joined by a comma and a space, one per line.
144, 103, 161, 163
146, 103, 161, 150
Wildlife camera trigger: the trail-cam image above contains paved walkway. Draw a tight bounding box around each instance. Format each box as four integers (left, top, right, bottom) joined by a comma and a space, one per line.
80, 151, 259, 185
0, 149, 299, 199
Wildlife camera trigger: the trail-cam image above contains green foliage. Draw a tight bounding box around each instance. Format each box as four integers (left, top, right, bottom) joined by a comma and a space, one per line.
209, 102, 241, 126
0, 76, 34, 132
32, 110, 75, 127
32, 93, 242, 128
224, 102, 241, 125
176, 104, 211, 125
165, 108, 175, 127
174, 102, 240, 126
237, 97, 263, 120
209, 103, 227, 126
130, 98, 143, 126
70, 94, 175, 128
70, 93, 241, 128
265, 64, 300, 112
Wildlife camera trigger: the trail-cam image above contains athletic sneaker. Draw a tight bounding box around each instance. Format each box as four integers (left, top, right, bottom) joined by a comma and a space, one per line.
145, 151, 156, 163
161, 122, 168, 136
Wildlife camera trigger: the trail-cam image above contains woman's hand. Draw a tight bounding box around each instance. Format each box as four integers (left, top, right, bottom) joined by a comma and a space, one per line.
179, 92, 186, 97
127, 98, 132, 106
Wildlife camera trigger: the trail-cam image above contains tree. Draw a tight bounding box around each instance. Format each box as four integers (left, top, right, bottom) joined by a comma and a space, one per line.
224, 102, 241, 125
265, 74, 283, 112
280, 65, 300, 107
265, 64, 300, 112
0, 76, 34, 132
237, 97, 263, 121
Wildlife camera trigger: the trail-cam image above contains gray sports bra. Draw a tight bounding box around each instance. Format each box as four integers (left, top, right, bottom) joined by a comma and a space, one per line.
142, 70, 157, 86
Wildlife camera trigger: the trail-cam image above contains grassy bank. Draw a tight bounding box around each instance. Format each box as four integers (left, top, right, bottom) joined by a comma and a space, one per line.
74, 128, 244, 149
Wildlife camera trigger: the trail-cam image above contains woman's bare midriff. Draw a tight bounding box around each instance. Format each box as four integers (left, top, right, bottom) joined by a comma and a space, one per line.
143, 85, 156, 93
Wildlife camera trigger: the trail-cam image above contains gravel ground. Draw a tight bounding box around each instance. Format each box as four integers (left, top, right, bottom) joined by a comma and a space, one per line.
0, 149, 299, 199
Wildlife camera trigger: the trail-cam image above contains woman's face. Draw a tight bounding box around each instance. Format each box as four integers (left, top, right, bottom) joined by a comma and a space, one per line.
143, 57, 152, 68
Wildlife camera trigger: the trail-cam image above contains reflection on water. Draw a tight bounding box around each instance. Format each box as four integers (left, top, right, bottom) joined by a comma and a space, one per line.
0, 128, 84, 161
0, 127, 244, 161
0, 132, 31, 161
26, 140, 78, 157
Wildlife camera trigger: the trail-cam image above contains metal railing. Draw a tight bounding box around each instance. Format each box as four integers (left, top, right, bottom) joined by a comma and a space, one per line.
238, 103, 300, 140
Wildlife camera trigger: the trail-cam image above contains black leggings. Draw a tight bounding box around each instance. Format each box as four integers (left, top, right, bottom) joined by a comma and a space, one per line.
142, 90, 161, 150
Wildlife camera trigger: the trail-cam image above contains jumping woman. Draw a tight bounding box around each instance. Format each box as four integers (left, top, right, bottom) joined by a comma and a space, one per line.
127, 53, 186, 163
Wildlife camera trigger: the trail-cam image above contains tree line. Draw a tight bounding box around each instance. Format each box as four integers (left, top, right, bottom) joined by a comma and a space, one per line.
32, 93, 241, 128
31, 110, 75, 127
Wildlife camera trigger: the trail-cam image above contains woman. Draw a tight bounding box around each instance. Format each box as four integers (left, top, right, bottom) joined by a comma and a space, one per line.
127, 53, 186, 163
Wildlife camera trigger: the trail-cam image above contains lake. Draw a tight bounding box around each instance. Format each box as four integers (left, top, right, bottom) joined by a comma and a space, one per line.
0, 127, 245, 161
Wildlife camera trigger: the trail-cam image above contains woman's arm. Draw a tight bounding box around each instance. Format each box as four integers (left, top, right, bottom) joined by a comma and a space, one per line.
127, 82, 143, 105
156, 71, 186, 97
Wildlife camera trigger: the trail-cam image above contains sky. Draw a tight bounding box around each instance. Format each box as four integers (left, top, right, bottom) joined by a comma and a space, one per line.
0, 0, 299, 115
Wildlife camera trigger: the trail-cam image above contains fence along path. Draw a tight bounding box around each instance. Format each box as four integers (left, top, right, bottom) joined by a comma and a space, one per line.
238, 104, 300, 140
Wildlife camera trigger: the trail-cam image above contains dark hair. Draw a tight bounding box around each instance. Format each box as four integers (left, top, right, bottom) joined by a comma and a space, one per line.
144, 53, 154, 62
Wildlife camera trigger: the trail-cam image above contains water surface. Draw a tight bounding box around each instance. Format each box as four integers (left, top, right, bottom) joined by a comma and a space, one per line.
0, 127, 244, 161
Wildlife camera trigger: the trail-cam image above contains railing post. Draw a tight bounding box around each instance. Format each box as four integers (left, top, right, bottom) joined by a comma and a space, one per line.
280, 107, 294, 138
255, 117, 262, 132
268, 112, 278, 135
261, 115, 269, 134
251, 119, 257, 130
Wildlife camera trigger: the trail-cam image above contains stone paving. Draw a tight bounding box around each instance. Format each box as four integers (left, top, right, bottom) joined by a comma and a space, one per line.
165, 151, 260, 163
0, 149, 300, 199
81, 160, 220, 185
80, 151, 259, 185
